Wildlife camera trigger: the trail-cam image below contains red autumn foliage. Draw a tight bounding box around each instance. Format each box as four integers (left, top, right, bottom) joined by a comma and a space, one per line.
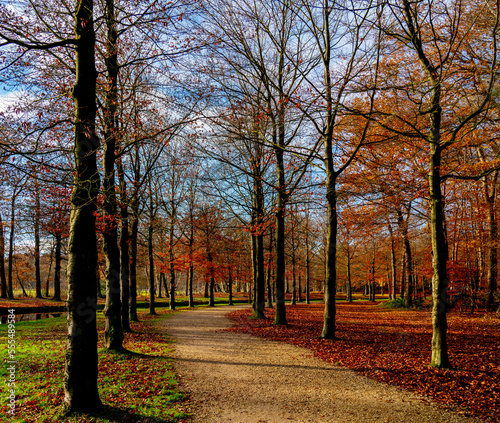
227, 302, 500, 422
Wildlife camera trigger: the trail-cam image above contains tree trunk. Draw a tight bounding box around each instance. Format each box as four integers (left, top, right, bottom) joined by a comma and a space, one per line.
291, 218, 297, 306
401, 0, 451, 370
346, 250, 352, 303
204, 277, 209, 297
129, 214, 139, 321
102, 0, 123, 350
228, 268, 233, 305
118, 157, 131, 332
273, 145, 287, 325
397, 208, 413, 307
169, 268, 176, 311
34, 180, 42, 298
321, 170, 337, 339
45, 243, 54, 297
0, 213, 7, 298
429, 144, 451, 368
53, 233, 62, 301
148, 219, 156, 315
266, 226, 274, 308
387, 220, 397, 300
64, 0, 102, 411
188, 263, 194, 307
370, 247, 376, 302
208, 252, 215, 307
305, 214, 310, 304
8, 192, 16, 299
485, 183, 498, 309
255, 232, 265, 317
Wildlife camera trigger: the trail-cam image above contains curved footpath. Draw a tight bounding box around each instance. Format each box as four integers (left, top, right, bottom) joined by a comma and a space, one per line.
162, 305, 481, 423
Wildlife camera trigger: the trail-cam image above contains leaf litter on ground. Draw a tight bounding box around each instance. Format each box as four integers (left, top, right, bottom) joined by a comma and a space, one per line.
0, 309, 188, 423
227, 302, 500, 423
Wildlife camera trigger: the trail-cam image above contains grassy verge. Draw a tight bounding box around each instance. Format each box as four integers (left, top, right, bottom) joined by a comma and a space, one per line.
0, 309, 188, 422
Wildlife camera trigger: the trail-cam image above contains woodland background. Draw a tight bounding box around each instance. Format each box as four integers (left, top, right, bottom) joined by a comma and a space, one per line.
0, 0, 499, 415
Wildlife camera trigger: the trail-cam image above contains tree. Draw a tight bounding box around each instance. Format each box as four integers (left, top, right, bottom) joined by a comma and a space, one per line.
378, 0, 500, 368
198, 0, 319, 323
0, 212, 7, 298
101, 0, 124, 352
64, 0, 102, 410
297, 0, 379, 338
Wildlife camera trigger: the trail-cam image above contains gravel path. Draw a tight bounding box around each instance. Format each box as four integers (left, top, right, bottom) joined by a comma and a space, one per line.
162, 305, 481, 423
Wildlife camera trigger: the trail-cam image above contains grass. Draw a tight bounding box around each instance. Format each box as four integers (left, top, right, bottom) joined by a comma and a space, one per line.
0, 309, 189, 422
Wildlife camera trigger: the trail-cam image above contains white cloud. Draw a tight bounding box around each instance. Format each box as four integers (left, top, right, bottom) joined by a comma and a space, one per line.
0, 90, 21, 113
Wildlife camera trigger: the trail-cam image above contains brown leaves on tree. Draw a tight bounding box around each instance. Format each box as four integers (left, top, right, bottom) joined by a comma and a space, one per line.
228, 303, 500, 422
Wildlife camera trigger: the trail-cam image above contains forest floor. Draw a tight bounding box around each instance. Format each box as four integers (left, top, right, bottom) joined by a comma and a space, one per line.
165, 304, 491, 423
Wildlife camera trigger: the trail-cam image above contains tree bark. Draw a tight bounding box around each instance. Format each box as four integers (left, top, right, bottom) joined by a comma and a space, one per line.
273, 145, 287, 325
129, 213, 139, 321
8, 191, 16, 299
267, 226, 274, 308
291, 215, 297, 306
0, 213, 7, 298
346, 249, 352, 303
397, 207, 413, 307
400, 0, 452, 370
148, 217, 156, 315
53, 233, 62, 301
64, 0, 102, 411
208, 251, 215, 307
484, 172, 498, 309
305, 213, 310, 304
45, 243, 54, 297
34, 179, 42, 298
321, 171, 337, 338
117, 158, 131, 332
102, 0, 123, 351
429, 144, 451, 368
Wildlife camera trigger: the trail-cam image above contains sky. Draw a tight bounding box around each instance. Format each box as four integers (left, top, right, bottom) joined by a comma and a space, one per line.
0, 90, 20, 113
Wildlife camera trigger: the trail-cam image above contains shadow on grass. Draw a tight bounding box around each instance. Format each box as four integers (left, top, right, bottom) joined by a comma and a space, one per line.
64, 404, 183, 422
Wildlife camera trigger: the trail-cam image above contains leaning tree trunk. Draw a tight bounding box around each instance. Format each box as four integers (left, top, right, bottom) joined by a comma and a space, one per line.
64, 0, 102, 411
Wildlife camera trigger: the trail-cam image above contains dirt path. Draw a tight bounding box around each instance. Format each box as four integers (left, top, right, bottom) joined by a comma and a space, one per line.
162, 305, 481, 423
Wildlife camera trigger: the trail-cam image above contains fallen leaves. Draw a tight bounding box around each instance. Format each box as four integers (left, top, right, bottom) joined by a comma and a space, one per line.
0, 310, 187, 422
227, 302, 500, 422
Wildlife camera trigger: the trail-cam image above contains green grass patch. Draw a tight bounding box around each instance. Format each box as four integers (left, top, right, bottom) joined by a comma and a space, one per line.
380, 297, 426, 309
0, 309, 188, 422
